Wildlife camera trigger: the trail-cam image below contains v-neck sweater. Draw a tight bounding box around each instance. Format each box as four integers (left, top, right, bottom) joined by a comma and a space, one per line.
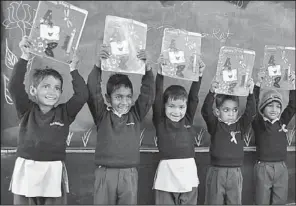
8, 58, 89, 161
201, 91, 256, 167
87, 65, 155, 168
253, 86, 296, 162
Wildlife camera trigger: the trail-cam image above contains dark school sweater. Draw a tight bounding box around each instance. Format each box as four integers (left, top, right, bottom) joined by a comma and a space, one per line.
152, 73, 202, 159
87, 64, 155, 168
253, 86, 296, 162
8, 58, 89, 161
201, 91, 256, 167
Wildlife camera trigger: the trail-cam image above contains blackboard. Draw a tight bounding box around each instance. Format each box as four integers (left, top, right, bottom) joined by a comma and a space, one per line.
1, 1, 295, 149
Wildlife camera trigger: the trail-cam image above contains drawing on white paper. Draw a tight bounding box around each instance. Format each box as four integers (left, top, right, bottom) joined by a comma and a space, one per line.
82, 127, 92, 147
5, 38, 18, 70
66, 131, 74, 146
40, 24, 60, 41
2, 1, 36, 37
3, 74, 14, 105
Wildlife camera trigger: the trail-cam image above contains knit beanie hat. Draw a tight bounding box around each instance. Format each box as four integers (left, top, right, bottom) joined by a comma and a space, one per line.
258, 89, 283, 116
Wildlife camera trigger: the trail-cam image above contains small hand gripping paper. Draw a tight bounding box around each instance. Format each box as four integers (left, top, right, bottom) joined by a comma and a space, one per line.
160, 28, 202, 81
260, 45, 295, 90
101, 15, 148, 75
214, 46, 255, 96
29, 1, 88, 65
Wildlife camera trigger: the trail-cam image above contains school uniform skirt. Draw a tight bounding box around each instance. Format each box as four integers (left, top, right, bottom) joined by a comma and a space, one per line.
9, 157, 69, 204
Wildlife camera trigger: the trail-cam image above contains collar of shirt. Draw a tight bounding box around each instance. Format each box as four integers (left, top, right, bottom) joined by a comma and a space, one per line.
106, 107, 127, 118
262, 116, 279, 124
218, 116, 241, 125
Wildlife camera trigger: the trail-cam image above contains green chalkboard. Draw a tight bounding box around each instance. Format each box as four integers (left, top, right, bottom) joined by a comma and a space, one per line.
1, 1, 295, 149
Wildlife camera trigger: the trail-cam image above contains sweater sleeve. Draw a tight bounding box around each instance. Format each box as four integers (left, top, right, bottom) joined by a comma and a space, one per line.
186, 77, 202, 124
87, 64, 107, 125
239, 93, 256, 132
280, 89, 296, 125
8, 58, 33, 119
65, 70, 89, 123
152, 73, 164, 126
134, 65, 155, 121
201, 91, 218, 135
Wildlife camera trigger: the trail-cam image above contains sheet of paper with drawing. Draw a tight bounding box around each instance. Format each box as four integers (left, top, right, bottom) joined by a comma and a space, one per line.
160, 28, 202, 81
215, 46, 255, 96
260, 46, 295, 90
29, 1, 88, 64
101, 15, 147, 75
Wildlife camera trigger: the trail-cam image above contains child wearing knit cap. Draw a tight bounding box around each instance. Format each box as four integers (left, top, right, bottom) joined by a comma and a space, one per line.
252, 74, 296, 205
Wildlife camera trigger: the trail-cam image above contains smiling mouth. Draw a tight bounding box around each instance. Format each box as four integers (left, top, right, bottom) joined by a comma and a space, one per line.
45, 96, 56, 100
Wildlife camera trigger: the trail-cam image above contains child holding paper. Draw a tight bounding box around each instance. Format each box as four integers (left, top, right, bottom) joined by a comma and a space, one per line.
8, 36, 89, 205
252, 73, 296, 205
87, 44, 155, 204
201, 77, 256, 205
152, 54, 205, 205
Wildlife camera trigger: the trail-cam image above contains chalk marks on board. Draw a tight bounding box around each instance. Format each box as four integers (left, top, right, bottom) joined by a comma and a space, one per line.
81, 127, 92, 147
66, 131, 74, 146
286, 125, 295, 146
194, 128, 206, 147
2, 1, 36, 37
5, 38, 18, 70
2, 74, 13, 105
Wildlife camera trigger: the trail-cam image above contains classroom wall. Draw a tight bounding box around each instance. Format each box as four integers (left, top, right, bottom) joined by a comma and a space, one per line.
1, 0, 295, 149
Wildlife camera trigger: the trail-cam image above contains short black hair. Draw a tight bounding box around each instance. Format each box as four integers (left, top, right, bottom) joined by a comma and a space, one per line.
106, 73, 133, 96
32, 67, 63, 88
215, 94, 239, 109
163, 85, 188, 105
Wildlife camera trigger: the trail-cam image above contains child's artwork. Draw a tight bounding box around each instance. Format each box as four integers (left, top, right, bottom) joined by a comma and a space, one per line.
29, 1, 88, 64
215, 46, 256, 96
160, 28, 202, 81
260, 46, 295, 90
102, 15, 147, 75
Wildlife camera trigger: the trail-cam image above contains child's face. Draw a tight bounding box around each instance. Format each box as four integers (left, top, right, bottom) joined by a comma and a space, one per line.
262, 101, 281, 120
35, 75, 62, 108
216, 100, 239, 124
109, 86, 133, 115
165, 97, 187, 122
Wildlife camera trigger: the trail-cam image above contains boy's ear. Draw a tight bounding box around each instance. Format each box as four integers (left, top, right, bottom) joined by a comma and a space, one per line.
105, 94, 111, 104
29, 85, 37, 96
215, 108, 220, 117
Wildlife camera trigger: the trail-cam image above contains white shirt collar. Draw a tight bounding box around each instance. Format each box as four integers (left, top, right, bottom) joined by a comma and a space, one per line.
106, 106, 128, 118
262, 116, 279, 124
218, 116, 241, 125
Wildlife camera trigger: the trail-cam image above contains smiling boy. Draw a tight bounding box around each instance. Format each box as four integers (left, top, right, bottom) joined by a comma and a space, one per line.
252, 78, 296, 205
87, 44, 154, 204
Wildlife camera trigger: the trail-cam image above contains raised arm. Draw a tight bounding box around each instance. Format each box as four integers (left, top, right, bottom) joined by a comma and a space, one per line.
240, 78, 256, 131
152, 72, 164, 126
8, 58, 34, 119
201, 90, 218, 136
186, 58, 205, 124
87, 64, 106, 126
133, 63, 155, 121
8, 37, 34, 119
280, 89, 296, 125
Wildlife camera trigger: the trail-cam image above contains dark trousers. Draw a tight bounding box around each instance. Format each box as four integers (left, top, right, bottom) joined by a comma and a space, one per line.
13, 183, 67, 205
204, 166, 243, 205
254, 161, 288, 205
93, 166, 138, 205
155, 187, 198, 205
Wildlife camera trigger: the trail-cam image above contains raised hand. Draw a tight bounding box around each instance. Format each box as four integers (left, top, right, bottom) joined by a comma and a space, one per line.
69, 51, 80, 72
197, 57, 206, 77
210, 80, 219, 93
96, 44, 110, 67
247, 78, 255, 94
19, 36, 33, 60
